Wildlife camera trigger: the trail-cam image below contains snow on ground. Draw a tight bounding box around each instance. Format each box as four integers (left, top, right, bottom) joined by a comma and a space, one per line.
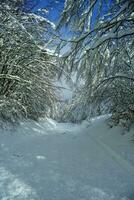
0, 115, 134, 200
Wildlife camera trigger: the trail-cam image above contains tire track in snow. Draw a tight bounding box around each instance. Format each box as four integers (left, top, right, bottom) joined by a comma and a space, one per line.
87, 131, 134, 175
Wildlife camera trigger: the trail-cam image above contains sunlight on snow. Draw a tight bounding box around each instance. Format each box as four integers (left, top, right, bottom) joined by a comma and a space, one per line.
36, 155, 46, 160
0, 167, 37, 200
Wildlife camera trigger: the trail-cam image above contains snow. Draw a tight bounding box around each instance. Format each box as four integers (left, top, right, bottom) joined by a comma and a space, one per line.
0, 167, 37, 199
23, 14, 55, 29
38, 8, 49, 14
0, 115, 134, 200
86, 28, 134, 50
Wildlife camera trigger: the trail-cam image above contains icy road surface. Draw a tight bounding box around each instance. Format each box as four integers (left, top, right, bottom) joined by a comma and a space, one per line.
0, 117, 134, 200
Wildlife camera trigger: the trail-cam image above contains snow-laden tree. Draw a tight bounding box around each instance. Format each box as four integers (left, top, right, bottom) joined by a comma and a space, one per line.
56, 0, 134, 129
0, 1, 59, 124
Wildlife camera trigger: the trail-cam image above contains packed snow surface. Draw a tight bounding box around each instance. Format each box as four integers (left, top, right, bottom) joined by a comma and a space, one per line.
0, 115, 134, 200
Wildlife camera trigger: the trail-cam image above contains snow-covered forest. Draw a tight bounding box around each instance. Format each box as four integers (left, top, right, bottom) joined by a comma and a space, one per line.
0, 0, 134, 128
0, 0, 134, 199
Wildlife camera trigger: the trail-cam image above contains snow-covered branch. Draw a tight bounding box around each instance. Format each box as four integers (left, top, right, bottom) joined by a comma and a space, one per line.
87, 28, 134, 50
96, 75, 134, 90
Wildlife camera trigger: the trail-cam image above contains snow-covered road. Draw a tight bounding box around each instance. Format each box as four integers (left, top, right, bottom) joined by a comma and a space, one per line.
0, 117, 134, 200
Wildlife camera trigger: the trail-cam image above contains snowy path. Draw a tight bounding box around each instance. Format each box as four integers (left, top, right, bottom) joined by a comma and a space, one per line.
0, 118, 134, 200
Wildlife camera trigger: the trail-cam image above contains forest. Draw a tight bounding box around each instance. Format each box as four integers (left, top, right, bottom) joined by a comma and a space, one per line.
0, 0, 133, 130
0, 0, 134, 199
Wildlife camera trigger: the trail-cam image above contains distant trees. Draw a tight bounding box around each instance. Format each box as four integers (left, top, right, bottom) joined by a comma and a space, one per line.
57, 0, 134, 129
0, 1, 59, 124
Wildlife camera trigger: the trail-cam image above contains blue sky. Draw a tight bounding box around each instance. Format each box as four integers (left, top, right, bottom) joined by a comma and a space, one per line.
23, 0, 114, 54
24, 0, 114, 27
24, 0, 65, 22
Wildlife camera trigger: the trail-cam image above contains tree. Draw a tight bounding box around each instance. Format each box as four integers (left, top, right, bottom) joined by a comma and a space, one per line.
0, 1, 59, 124
56, 0, 134, 129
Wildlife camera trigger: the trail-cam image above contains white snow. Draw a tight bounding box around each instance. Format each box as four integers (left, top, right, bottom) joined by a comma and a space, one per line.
38, 8, 49, 14
23, 13, 55, 29
86, 28, 134, 50
0, 167, 37, 199
0, 115, 134, 200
